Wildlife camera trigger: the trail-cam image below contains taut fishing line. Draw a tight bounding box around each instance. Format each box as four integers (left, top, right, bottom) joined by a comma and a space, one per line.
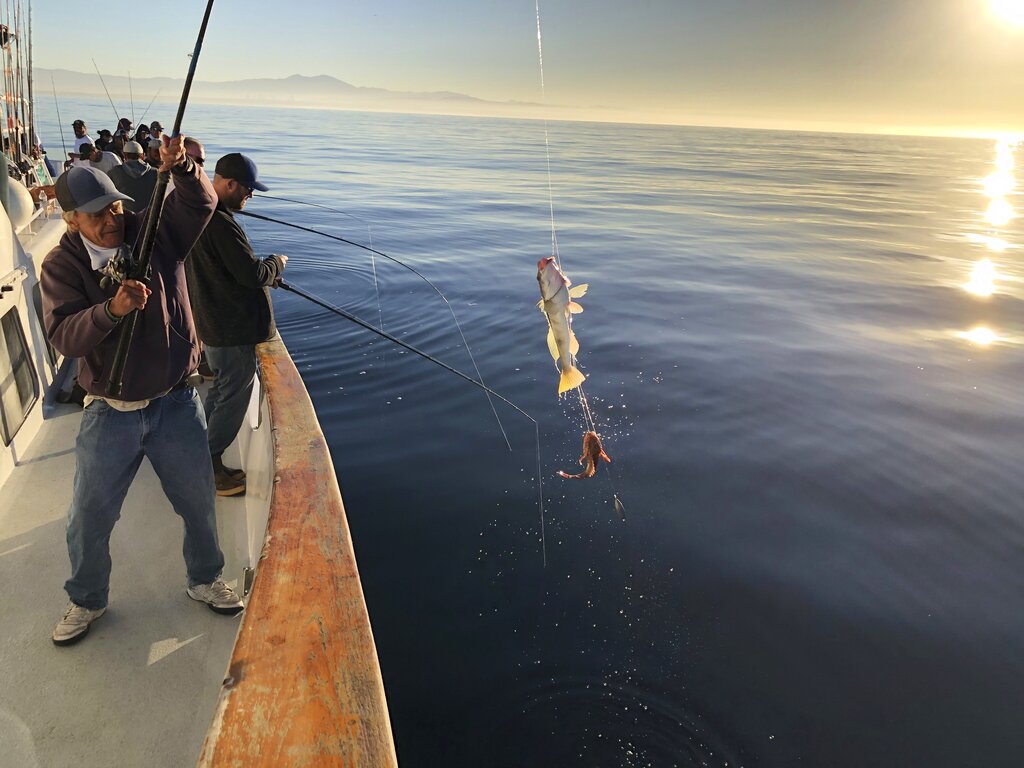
254, 193, 386, 359
535, 2, 624, 519
237, 208, 511, 450
280, 279, 547, 566
534, 1, 597, 435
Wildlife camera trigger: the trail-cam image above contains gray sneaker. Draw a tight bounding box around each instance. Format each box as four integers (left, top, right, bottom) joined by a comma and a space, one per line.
52, 602, 107, 646
187, 580, 244, 615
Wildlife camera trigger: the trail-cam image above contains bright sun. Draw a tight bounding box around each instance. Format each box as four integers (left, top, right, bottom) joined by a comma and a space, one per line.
992, 0, 1024, 25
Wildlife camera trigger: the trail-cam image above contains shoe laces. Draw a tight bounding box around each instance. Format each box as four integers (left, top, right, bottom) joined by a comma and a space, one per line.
63, 602, 91, 619
207, 580, 235, 600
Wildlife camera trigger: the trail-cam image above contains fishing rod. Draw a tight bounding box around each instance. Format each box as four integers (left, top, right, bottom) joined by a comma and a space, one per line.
50, 73, 66, 161
25, 0, 32, 162
137, 88, 162, 129
106, 0, 216, 397
237, 208, 512, 450
91, 58, 121, 127
251, 193, 384, 346
280, 279, 548, 566
128, 71, 135, 125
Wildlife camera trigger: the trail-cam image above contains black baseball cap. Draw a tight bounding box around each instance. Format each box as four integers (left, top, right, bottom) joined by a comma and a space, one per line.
72, 119, 86, 127
214, 153, 269, 191
97, 129, 112, 138
55, 166, 133, 213
150, 121, 163, 131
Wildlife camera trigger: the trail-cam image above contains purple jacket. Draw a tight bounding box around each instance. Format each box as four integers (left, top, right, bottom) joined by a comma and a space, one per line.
41, 159, 216, 401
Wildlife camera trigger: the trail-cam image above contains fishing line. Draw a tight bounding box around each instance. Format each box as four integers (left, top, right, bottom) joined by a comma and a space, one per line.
238, 208, 511, 451
253, 193, 386, 361
534, 1, 598, 436
535, 2, 620, 521
280, 279, 547, 567
254, 193, 366, 224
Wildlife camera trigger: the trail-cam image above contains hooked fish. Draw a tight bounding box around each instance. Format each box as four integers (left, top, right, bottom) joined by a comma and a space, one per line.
537, 256, 588, 394
557, 430, 611, 479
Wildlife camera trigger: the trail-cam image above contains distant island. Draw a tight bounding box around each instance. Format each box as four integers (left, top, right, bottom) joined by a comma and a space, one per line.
38, 68, 581, 122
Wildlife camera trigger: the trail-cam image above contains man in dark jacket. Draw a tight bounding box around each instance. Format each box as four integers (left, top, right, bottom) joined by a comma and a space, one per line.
186, 153, 286, 496
40, 139, 244, 647
108, 140, 158, 212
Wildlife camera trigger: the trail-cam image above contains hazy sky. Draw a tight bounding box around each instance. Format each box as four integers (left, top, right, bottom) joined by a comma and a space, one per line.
28, 0, 1024, 135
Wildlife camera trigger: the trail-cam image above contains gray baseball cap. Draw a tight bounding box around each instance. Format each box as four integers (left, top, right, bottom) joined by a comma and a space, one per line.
55, 166, 134, 214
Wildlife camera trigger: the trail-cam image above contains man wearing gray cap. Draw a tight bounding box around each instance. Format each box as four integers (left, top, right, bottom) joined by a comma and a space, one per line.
40, 137, 245, 646
186, 153, 286, 496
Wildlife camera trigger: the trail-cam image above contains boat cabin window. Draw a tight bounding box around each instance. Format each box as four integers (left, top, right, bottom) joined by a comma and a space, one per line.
0, 307, 39, 446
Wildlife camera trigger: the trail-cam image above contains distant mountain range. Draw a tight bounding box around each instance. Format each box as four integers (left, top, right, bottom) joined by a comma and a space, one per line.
38, 68, 557, 120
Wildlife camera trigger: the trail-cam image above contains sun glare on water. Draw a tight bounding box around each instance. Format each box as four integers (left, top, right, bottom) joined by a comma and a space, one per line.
992, 0, 1024, 25
960, 327, 999, 346
965, 258, 998, 296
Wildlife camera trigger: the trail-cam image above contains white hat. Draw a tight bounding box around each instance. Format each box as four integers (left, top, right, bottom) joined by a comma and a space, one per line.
123, 140, 144, 154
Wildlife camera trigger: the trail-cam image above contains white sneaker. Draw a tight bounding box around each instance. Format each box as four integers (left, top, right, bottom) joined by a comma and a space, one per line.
52, 602, 107, 646
187, 580, 244, 615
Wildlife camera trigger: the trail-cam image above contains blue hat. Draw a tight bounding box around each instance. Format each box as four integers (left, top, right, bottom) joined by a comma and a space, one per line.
55, 166, 134, 214
214, 152, 269, 191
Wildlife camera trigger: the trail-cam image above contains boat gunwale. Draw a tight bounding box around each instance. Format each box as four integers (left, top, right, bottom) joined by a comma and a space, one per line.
197, 335, 397, 767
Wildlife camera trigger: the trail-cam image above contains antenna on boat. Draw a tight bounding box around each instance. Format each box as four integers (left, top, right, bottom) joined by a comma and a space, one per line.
279, 279, 548, 566
106, 0, 217, 398
91, 58, 121, 127
237, 208, 513, 451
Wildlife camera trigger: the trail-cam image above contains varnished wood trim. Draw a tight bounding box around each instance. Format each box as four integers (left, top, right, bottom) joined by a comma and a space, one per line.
198, 336, 398, 767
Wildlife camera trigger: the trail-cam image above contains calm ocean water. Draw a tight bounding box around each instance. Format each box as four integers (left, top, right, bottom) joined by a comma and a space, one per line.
39, 101, 1024, 766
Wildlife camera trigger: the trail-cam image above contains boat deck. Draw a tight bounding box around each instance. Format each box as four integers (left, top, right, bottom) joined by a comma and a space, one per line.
0, 392, 267, 768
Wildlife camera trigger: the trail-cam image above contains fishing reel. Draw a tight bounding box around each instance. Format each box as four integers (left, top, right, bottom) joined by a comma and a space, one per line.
99, 245, 136, 290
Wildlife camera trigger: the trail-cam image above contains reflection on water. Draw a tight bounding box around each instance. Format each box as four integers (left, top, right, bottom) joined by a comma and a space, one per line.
985, 196, 1013, 226
966, 232, 1009, 252
963, 139, 1019, 342
964, 258, 997, 296
959, 326, 998, 346
981, 139, 1017, 228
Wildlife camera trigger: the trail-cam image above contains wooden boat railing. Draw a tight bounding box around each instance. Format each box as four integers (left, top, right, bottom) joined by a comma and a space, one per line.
198, 336, 398, 767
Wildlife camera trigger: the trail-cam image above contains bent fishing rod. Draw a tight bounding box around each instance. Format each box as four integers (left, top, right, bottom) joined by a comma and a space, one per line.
106, 0, 216, 397
280, 278, 548, 565
280, 279, 532, 423
238, 208, 512, 450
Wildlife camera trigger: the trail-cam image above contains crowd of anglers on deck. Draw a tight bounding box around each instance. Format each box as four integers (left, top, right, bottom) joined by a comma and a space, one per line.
21, 115, 288, 646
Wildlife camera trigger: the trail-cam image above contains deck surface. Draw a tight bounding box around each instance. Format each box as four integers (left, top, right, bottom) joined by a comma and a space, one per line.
0, 395, 261, 768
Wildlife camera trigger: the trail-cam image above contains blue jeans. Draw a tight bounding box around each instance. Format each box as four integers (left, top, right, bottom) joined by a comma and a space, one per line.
65, 387, 224, 609
203, 345, 257, 459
